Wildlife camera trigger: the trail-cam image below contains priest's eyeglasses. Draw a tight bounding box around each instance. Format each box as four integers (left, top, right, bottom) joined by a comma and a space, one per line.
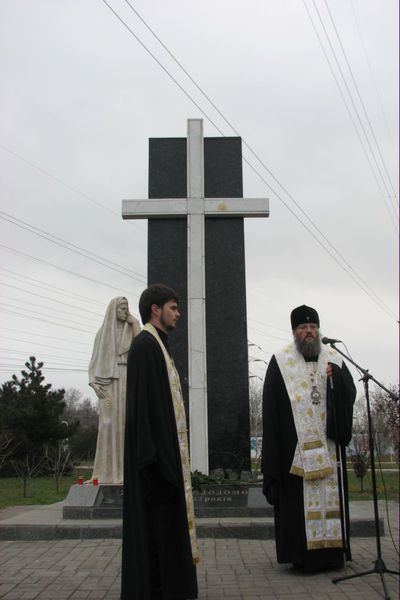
296, 323, 319, 331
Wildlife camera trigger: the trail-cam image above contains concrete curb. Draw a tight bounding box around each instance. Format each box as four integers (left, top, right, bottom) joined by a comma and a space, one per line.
0, 516, 384, 541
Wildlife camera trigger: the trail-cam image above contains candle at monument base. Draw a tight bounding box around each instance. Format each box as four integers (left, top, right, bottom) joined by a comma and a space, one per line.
93, 477, 98, 486
78, 476, 83, 485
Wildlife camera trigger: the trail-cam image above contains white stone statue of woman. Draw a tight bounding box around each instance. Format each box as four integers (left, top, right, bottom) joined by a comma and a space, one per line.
88, 297, 141, 484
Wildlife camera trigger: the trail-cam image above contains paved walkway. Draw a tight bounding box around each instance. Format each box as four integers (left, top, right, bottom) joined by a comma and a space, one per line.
0, 502, 398, 599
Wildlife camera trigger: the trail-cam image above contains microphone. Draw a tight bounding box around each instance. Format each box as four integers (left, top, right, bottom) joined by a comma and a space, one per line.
321, 336, 342, 345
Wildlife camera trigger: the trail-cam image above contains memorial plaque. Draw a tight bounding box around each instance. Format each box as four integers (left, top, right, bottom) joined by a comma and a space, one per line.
193, 484, 273, 518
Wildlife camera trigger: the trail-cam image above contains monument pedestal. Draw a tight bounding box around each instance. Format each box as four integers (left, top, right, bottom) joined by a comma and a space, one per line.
63, 484, 123, 519
193, 483, 273, 518
63, 483, 272, 520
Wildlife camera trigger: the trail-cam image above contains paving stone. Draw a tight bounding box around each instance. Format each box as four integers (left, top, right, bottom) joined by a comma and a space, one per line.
0, 503, 398, 599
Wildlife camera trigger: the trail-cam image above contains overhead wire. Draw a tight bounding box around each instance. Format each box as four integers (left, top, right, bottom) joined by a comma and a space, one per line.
1, 335, 89, 355
0, 243, 140, 297
0, 301, 99, 330
0, 295, 101, 324
0, 0, 395, 325
0, 143, 146, 232
0, 267, 106, 306
323, 0, 398, 213
0, 282, 104, 318
100, 0, 397, 321
0, 0, 396, 369
0, 350, 87, 368
348, 0, 399, 166
247, 317, 291, 334
124, 0, 400, 259
0, 364, 88, 373
0, 326, 92, 346
0, 308, 96, 335
304, 0, 398, 231
0, 210, 147, 283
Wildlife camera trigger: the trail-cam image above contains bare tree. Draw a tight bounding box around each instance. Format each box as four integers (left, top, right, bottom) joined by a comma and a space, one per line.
0, 433, 20, 470
44, 436, 72, 493
370, 384, 399, 462
352, 397, 369, 456
249, 379, 263, 474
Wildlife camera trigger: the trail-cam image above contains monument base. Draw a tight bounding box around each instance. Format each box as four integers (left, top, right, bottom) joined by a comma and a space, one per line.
193, 483, 272, 518
63, 484, 123, 519
63, 483, 272, 519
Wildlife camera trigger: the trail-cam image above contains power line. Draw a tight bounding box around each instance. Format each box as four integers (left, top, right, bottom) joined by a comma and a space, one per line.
323, 0, 398, 212
0, 326, 92, 346
100, 0, 397, 322
0, 244, 140, 297
0, 271, 142, 323
0, 308, 96, 334
348, 0, 399, 166
0, 267, 106, 306
0, 365, 88, 373
0, 282, 104, 318
0, 301, 98, 330
305, 0, 398, 231
0, 350, 87, 368
0, 294, 101, 324
247, 317, 290, 334
0, 210, 147, 283
0, 143, 146, 233
123, 0, 399, 292
248, 324, 289, 343
1, 335, 89, 355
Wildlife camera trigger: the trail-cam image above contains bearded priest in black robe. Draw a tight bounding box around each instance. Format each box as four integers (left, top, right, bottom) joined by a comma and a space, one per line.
261, 305, 356, 572
121, 284, 199, 600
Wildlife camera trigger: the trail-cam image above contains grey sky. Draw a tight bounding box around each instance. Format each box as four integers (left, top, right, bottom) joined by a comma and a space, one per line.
0, 0, 398, 402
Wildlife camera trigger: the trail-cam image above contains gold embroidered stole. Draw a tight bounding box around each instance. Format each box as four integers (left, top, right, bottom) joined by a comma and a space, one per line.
143, 323, 200, 564
275, 343, 344, 549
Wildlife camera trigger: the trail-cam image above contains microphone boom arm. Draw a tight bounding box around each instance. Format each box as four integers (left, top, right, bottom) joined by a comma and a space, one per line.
325, 341, 398, 400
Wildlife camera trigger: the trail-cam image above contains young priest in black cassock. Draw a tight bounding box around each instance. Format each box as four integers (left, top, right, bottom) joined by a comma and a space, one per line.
121, 284, 199, 600
262, 305, 356, 572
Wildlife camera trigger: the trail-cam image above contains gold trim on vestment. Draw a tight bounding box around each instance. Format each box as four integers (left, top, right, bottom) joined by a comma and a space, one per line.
303, 466, 334, 481
290, 465, 334, 480
143, 323, 200, 565
276, 343, 344, 550
307, 539, 344, 550
290, 465, 304, 477
306, 511, 322, 520
326, 510, 341, 519
303, 440, 323, 450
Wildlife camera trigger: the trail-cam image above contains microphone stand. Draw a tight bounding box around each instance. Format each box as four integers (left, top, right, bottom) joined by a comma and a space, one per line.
326, 341, 399, 600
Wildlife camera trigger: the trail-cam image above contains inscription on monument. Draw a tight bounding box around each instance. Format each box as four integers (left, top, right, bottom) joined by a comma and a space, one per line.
194, 486, 249, 507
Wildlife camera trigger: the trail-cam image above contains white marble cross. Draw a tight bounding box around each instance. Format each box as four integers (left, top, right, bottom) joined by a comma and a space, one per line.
122, 118, 269, 474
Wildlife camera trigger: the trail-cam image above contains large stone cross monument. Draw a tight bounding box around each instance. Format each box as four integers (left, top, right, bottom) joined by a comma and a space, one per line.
122, 119, 269, 475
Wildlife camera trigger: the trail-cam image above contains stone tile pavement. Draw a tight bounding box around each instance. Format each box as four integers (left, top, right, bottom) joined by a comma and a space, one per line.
0, 502, 398, 600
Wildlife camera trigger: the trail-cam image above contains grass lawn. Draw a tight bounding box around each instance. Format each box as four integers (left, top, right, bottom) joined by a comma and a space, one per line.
347, 470, 399, 501
0, 468, 93, 510
0, 466, 398, 510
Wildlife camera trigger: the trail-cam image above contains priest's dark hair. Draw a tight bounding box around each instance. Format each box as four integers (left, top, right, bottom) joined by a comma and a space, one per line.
139, 283, 179, 324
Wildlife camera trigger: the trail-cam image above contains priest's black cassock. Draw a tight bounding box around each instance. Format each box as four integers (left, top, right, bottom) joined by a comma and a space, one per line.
121, 329, 198, 599
261, 355, 356, 572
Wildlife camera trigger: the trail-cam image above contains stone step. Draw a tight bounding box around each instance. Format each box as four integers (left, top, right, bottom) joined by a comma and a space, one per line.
196, 516, 384, 539
62, 506, 274, 519
0, 515, 384, 541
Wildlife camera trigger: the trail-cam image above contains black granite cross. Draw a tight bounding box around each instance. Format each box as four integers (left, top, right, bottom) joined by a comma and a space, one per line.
122, 119, 269, 475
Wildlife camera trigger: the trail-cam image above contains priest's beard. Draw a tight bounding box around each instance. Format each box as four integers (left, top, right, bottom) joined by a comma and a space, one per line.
294, 333, 321, 358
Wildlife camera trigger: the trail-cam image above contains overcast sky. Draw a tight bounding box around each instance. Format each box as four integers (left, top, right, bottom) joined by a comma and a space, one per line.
0, 0, 398, 404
